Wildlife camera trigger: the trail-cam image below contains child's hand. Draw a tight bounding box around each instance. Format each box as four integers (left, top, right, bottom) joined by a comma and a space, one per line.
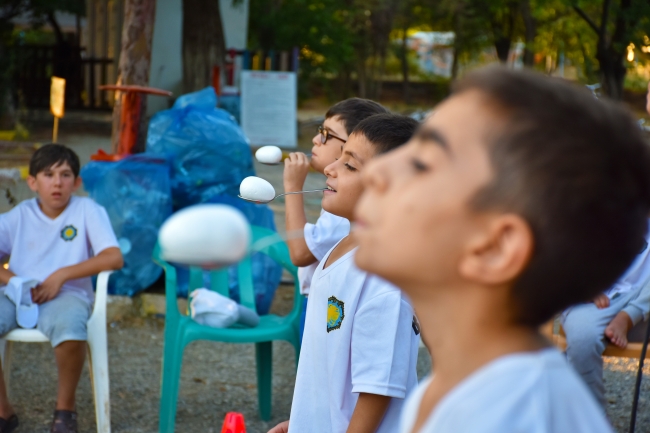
32, 269, 68, 304
267, 421, 289, 433
283, 152, 310, 192
592, 293, 610, 309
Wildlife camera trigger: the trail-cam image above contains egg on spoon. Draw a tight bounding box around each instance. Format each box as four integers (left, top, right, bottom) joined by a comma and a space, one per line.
239, 176, 276, 203
255, 146, 283, 165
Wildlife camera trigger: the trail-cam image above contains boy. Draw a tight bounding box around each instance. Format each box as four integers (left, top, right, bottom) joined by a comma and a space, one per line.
562, 225, 650, 409
0, 144, 123, 433
269, 113, 420, 433
352, 66, 650, 432
283, 98, 387, 297
561, 82, 650, 410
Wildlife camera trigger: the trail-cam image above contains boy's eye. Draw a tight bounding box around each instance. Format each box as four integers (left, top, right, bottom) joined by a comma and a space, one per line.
344, 163, 357, 172
411, 158, 430, 172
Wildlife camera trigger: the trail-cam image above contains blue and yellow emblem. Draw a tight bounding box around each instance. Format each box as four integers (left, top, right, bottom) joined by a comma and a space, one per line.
61, 225, 78, 241
327, 296, 345, 332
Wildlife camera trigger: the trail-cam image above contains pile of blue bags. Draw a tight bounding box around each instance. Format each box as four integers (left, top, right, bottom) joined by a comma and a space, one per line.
81, 87, 281, 313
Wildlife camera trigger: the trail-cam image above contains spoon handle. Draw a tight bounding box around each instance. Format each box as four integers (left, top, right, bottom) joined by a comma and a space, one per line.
276, 188, 328, 198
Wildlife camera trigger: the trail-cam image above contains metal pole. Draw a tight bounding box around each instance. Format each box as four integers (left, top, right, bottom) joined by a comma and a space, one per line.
52, 117, 59, 143
629, 317, 650, 433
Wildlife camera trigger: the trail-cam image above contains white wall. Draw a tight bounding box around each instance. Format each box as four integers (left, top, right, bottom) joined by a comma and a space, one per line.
147, 0, 183, 115
147, 0, 249, 116
220, 0, 249, 50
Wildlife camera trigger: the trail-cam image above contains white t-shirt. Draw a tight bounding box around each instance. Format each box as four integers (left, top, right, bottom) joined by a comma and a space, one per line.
606, 219, 650, 297
289, 245, 420, 433
0, 197, 119, 304
400, 348, 613, 433
298, 210, 350, 295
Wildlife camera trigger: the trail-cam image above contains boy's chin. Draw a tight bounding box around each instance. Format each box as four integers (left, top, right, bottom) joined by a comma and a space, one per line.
309, 159, 326, 174
321, 199, 348, 220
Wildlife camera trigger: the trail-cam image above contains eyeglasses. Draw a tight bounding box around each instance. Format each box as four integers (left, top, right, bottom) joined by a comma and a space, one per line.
318, 125, 347, 144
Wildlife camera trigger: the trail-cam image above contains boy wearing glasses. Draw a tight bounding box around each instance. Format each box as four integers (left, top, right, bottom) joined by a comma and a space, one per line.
283, 98, 387, 299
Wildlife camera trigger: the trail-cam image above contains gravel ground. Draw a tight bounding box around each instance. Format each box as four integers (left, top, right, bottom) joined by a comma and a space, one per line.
4, 285, 432, 433
7, 307, 650, 433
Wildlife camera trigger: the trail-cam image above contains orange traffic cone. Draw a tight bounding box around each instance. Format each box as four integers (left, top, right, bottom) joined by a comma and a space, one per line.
221, 412, 246, 433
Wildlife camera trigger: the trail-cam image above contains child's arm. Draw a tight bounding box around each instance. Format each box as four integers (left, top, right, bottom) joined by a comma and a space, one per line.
32, 247, 123, 304
0, 266, 15, 285
284, 152, 317, 267
346, 393, 391, 433
267, 420, 289, 433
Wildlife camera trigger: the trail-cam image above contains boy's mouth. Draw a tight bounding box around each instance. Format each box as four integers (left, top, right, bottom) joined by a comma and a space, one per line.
325, 184, 336, 193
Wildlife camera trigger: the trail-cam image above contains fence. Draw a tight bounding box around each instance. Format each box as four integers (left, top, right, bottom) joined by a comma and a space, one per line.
13, 44, 115, 110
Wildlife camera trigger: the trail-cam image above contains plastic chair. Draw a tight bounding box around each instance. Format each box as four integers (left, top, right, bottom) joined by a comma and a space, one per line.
0, 271, 113, 433
153, 225, 302, 433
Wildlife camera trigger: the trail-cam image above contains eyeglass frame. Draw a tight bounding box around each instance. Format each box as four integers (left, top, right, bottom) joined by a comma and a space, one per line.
318, 125, 347, 144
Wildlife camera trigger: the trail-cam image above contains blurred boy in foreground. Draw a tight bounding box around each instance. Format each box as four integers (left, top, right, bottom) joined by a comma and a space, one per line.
353, 66, 650, 432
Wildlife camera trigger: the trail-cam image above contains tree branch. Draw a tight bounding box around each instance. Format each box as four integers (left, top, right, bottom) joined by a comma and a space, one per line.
572, 5, 599, 34
599, 0, 611, 40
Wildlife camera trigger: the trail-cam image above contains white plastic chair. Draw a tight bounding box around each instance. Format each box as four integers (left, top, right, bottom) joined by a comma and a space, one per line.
0, 271, 112, 433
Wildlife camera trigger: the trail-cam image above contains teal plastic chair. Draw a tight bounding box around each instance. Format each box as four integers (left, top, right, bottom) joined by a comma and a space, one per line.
152, 225, 302, 433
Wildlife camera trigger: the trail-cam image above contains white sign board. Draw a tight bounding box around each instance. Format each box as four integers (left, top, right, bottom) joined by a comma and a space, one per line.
241, 71, 297, 148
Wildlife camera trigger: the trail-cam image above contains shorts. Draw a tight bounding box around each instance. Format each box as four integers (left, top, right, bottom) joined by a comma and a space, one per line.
0, 292, 91, 347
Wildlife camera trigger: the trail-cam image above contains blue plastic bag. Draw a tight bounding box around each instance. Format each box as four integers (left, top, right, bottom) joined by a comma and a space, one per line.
81, 155, 172, 296
146, 87, 254, 208
175, 195, 282, 314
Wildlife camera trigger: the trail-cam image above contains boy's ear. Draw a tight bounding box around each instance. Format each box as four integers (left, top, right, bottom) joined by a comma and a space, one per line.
73, 175, 82, 190
458, 214, 533, 286
26, 175, 38, 192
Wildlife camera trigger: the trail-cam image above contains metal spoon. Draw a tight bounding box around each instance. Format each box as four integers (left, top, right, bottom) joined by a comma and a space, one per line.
256, 153, 313, 166
238, 188, 327, 204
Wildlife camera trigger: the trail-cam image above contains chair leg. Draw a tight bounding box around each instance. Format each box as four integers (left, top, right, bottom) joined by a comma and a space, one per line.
159, 333, 185, 433
255, 342, 273, 421
87, 329, 111, 433
1, 340, 12, 400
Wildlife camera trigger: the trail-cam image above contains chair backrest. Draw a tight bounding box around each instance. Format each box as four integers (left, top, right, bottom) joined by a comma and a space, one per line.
153, 225, 300, 315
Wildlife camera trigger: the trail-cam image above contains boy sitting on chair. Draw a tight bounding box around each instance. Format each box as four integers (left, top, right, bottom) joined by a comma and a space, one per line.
0, 144, 123, 433
562, 222, 650, 410
352, 66, 650, 432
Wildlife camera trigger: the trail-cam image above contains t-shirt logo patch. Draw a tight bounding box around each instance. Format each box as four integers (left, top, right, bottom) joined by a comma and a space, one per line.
327, 296, 345, 332
61, 225, 78, 241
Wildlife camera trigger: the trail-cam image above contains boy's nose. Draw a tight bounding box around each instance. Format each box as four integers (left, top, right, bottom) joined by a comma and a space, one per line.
312, 133, 322, 147
323, 160, 338, 178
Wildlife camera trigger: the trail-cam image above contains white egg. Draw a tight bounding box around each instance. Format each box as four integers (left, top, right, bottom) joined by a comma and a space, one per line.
255, 146, 283, 164
239, 176, 276, 202
159, 204, 250, 268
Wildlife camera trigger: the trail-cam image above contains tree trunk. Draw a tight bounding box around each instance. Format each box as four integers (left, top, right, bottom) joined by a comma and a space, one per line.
182, 0, 226, 93
494, 37, 511, 63
111, 0, 157, 153
597, 49, 626, 99
400, 27, 410, 104
520, 0, 536, 67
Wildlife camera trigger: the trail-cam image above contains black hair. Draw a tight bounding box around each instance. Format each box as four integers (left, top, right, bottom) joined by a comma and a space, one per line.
325, 98, 389, 135
455, 65, 650, 327
351, 113, 419, 154
29, 143, 80, 178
